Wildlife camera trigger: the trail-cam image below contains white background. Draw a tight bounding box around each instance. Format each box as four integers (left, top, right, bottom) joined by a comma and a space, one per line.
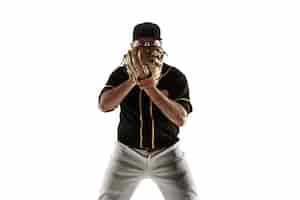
0, 0, 299, 200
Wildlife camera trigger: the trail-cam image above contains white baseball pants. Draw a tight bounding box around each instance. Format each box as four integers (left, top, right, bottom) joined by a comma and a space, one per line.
97, 141, 199, 200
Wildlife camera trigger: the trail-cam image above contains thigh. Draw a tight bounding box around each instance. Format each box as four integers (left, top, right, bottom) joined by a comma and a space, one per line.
151, 148, 199, 200
98, 143, 145, 200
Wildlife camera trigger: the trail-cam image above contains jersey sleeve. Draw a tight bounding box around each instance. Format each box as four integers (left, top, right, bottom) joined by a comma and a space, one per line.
168, 70, 193, 114
98, 66, 128, 106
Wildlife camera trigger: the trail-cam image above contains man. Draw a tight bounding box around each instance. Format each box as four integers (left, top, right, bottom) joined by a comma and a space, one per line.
97, 22, 199, 200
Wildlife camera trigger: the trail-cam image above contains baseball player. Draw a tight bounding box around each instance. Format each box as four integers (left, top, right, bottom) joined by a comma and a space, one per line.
97, 22, 199, 200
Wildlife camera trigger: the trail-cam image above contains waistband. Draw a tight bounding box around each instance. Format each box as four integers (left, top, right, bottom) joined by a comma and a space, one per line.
116, 140, 181, 159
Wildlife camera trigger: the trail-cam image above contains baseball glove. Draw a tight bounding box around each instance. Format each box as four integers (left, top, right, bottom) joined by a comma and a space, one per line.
124, 45, 166, 82
125, 47, 151, 81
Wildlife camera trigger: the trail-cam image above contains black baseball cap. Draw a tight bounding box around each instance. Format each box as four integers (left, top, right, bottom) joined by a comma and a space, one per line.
133, 22, 161, 41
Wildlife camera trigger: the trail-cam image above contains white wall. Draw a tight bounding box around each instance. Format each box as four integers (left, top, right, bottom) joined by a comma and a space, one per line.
0, 0, 299, 200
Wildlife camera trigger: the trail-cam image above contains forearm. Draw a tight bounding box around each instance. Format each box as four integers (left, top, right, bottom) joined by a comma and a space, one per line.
99, 78, 136, 112
143, 87, 187, 126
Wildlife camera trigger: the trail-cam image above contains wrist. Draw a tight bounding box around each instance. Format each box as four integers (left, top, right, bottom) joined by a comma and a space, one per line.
127, 77, 136, 87
139, 78, 156, 89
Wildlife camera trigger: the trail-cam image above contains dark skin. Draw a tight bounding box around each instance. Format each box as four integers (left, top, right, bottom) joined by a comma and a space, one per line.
99, 38, 188, 127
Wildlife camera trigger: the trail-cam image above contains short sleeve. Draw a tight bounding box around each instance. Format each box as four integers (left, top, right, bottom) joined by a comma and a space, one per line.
168, 70, 193, 114
99, 66, 128, 99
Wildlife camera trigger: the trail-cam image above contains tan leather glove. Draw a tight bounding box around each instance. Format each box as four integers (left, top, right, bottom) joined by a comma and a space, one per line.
125, 47, 151, 82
